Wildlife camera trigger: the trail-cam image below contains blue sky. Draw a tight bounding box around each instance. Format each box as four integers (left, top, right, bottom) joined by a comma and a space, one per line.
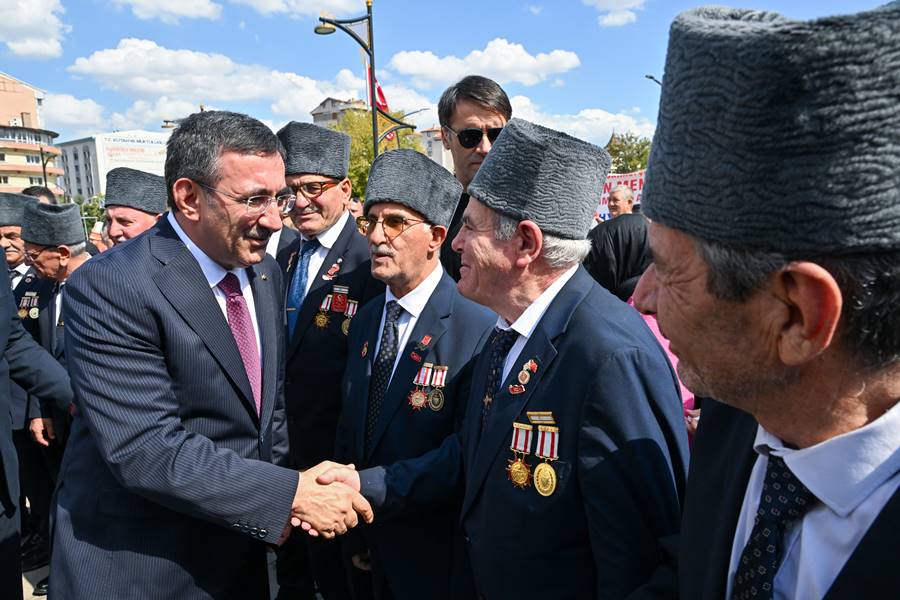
0, 0, 886, 144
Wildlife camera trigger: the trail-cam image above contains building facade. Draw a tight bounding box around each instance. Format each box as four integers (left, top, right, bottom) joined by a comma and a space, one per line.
0, 72, 63, 196
311, 97, 367, 127
418, 126, 454, 172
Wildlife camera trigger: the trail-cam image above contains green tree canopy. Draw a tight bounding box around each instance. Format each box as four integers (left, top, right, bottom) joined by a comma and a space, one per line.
330, 109, 423, 198
605, 131, 652, 174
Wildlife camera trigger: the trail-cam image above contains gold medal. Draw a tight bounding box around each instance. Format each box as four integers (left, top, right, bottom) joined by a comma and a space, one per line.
408, 388, 427, 410
533, 462, 557, 496
427, 388, 444, 412
506, 456, 531, 488
29, 307, 39, 319
517, 370, 530, 385
17, 308, 27, 319
341, 318, 351, 335
314, 311, 330, 329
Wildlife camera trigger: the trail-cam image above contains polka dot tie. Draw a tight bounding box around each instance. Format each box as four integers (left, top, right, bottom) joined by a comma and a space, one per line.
365, 300, 404, 454
480, 327, 519, 432
732, 454, 818, 600
218, 273, 261, 415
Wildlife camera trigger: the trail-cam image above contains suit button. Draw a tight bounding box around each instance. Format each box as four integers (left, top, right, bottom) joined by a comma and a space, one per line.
260, 529, 268, 537
232, 523, 241, 529
464, 536, 471, 544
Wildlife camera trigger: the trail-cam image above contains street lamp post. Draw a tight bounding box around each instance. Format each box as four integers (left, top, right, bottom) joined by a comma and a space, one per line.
315, 0, 415, 158
644, 74, 663, 86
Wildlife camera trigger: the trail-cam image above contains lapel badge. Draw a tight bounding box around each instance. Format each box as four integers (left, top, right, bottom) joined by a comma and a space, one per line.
260, 273, 268, 281
524, 359, 538, 373
415, 334, 433, 351
361, 341, 368, 358
410, 351, 423, 363
322, 262, 341, 281
408, 363, 433, 410
24, 274, 34, 284
526, 411, 556, 425
507, 422, 533, 488
508, 384, 526, 395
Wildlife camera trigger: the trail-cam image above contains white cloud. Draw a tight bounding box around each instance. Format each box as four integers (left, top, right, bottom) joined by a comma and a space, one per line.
0, 0, 69, 59
511, 95, 654, 146
525, 4, 542, 15
43, 94, 106, 131
582, 0, 645, 27
110, 96, 209, 130
112, 0, 223, 24
389, 38, 580, 89
230, 0, 362, 17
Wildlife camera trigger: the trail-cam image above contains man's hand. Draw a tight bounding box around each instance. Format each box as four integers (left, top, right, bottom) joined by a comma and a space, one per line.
316, 465, 361, 492
29, 417, 55, 447
289, 464, 374, 539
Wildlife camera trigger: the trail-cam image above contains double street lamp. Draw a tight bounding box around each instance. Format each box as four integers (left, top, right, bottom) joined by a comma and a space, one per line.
315, 0, 415, 158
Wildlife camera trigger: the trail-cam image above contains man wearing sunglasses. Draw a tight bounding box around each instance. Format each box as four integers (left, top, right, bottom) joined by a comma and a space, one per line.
51, 111, 372, 599
437, 75, 512, 282
320, 149, 493, 599
274, 121, 383, 600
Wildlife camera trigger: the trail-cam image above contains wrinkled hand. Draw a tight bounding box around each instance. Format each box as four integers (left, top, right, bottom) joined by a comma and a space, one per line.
685, 408, 701, 436
316, 465, 361, 492
289, 463, 373, 539
29, 417, 55, 447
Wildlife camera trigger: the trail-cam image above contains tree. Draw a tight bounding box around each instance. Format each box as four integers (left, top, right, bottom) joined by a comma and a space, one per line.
330, 109, 424, 197
72, 193, 105, 234
605, 131, 652, 174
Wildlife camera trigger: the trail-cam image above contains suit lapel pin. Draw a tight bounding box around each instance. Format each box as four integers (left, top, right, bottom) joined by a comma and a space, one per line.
361, 341, 368, 358
322, 261, 341, 281
508, 384, 526, 395
260, 274, 268, 281
415, 334, 433, 352
410, 351, 422, 363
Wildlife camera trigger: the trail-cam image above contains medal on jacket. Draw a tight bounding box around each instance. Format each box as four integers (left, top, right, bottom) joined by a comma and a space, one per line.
409, 362, 433, 410
322, 258, 342, 281
19, 292, 39, 319
507, 422, 533, 488
427, 365, 448, 412
331, 285, 349, 314
533, 425, 559, 497
314, 294, 332, 329
341, 299, 358, 336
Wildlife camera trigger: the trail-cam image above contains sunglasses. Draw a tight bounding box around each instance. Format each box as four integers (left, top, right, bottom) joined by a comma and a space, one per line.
444, 126, 504, 149
292, 180, 341, 200
356, 215, 427, 240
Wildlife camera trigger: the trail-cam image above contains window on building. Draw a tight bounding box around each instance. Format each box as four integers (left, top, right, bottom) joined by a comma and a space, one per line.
0, 153, 4, 161
0, 176, 8, 184
29, 177, 44, 185
26, 155, 41, 164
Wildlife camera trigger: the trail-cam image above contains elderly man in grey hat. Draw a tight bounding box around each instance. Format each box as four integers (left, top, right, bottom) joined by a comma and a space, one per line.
274, 121, 382, 600
318, 149, 494, 599
448, 118, 688, 599
103, 167, 166, 246
0, 193, 36, 289
633, 5, 900, 599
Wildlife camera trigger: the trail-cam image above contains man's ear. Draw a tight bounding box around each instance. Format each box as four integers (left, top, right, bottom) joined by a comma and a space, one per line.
172, 178, 202, 222
514, 220, 543, 269
57, 244, 71, 266
441, 127, 452, 150
771, 261, 842, 366
429, 225, 447, 253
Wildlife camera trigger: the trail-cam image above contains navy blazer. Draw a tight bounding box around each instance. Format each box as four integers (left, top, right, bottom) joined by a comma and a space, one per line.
9, 268, 54, 429
677, 399, 900, 600
51, 218, 299, 599
336, 270, 494, 598
277, 214, 383, 469
459, 267, 689, 600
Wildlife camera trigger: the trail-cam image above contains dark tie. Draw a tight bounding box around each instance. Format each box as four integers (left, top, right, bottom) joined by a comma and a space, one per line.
732, 455, 818, 600
217, 273, 262, 415
480, 327, 519, 432
286, 238, 321, 339
8, 268, 16, 288
365, 300, 404, 453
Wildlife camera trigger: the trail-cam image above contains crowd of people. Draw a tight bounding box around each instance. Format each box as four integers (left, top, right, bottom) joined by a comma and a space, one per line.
0, 4, 898, 599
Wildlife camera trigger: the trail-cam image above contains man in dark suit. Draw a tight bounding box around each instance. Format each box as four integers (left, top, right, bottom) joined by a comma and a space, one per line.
103, 167, 166, 247
51, 110, 372, 599
437, 75, 511, 281
0, 258, 73, 600
326, 149, 494, 599
450, 119, 689, 599
274, 121, 383, 600
632, 6, 900, 599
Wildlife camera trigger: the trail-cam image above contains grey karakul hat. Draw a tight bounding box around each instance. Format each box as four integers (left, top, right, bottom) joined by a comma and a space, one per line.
365, 149, 462, 229
104, 167, 167, 215
644, 4, 900, 254
0, 193, 36, 226
467, 118, 611, 240
277, 121, 351, 179
22, 202, 85, 246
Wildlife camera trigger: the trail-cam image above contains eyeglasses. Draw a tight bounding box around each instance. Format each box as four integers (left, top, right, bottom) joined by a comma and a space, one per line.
356, 214, 428, 240
24, 246, 53, 261
292, 180, 341, 201
443, 126, 504, 149
197, 182, 296, 215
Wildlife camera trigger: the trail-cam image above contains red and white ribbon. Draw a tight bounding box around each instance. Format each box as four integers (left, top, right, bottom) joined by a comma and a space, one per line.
431, 365, 448, 388
535, 425, 559, 460
319, 295, 333, 311
510, 423, 533, 454
413, 362, 434, 387
345, 300, 358, 318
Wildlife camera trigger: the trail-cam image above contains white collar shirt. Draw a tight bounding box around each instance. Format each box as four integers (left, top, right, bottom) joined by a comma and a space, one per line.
11, 262, 29, 290
299, 210, 349, 297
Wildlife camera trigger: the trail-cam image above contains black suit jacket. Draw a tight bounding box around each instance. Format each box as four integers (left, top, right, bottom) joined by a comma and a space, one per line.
51, 217, 298, 599
440, 193, 468, 282
678, 399, 900, 599
460, 267, 689, 599
336, 271, 494, 598
9, 267, 54, 429
277, 215, 383, 469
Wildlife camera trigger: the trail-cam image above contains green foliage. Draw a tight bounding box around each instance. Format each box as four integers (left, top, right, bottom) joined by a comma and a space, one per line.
330, 109, 424, 197
71, 193, 105, 234
605, 132, 652, 174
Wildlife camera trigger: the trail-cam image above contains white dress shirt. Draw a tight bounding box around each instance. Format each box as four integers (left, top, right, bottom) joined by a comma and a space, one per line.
10, 262, 29, 290
726, 401, 900, 599
167, 213, 262, 358
298, 211, 349, 297
265, 227, 283, 258
495, 265, 578, 381
372, 263, 444, 383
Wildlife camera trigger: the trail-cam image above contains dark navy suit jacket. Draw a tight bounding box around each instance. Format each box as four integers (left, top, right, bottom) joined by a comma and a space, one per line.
336, 270, 494, 598
9, 268, 54, 429
277, 215, 382, 469
459, 267, 689, 599
676, 399, 900, 600
51, 218, 299, 599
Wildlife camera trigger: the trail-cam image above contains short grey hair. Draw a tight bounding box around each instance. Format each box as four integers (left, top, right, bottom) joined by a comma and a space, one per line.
494, 213, 590, 268
68, 241, 89, 257
609, 185, 634, 202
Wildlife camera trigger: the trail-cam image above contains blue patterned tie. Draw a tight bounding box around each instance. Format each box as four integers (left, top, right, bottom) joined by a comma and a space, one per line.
285, 238, 320, 339
732, 455, 818, 600
480, 327, 519, 432
365, 300, 404, 454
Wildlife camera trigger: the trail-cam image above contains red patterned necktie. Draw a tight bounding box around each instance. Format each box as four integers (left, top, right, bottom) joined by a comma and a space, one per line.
218, 273, 261, 415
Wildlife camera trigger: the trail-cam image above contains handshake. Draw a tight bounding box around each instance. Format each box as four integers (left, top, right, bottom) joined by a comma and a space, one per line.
285, 461, 371, 541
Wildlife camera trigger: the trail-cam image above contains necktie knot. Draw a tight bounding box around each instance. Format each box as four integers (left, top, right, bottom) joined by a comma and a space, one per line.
756, 455, 817, 524
385, 300, 404, 325
300, 238, 320, 257
490, 327, 518, 356
217, 272, 242, 298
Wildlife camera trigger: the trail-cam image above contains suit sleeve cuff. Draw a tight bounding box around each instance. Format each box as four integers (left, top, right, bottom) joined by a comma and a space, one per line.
359, 466, 387, 510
